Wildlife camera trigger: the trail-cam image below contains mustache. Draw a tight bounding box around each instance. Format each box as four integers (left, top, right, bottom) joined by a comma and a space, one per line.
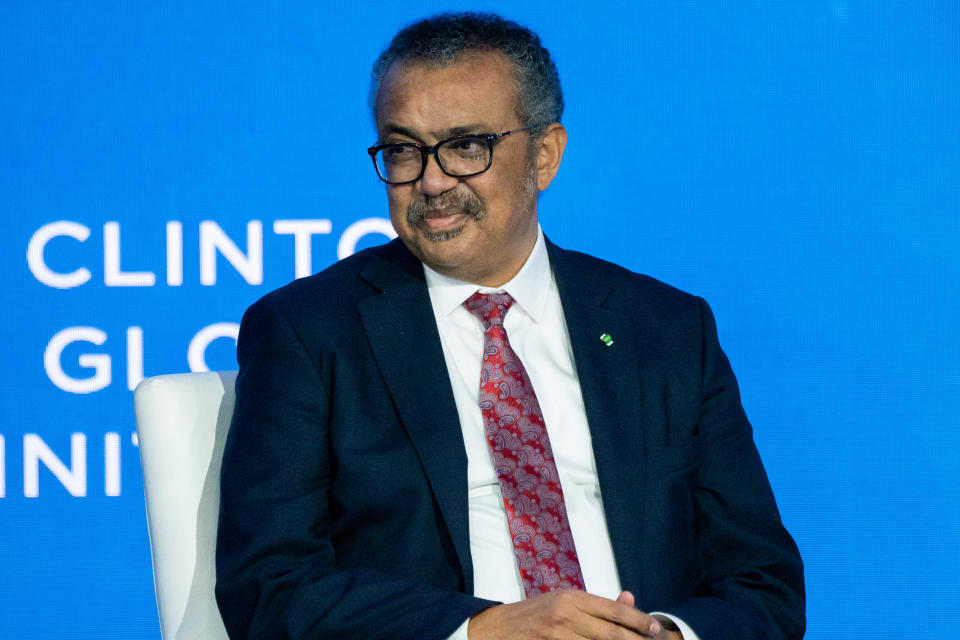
407, 191, 484, 225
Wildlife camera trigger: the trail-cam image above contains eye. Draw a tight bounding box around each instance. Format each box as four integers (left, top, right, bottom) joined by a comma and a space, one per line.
448, 137, 485, 158
383, 145, 418, 164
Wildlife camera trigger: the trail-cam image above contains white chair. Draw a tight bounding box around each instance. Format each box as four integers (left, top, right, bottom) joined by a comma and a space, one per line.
135, 371, 237, 640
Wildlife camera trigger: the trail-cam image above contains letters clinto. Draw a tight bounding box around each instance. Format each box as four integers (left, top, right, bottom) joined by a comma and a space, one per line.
27, 218, 397, 288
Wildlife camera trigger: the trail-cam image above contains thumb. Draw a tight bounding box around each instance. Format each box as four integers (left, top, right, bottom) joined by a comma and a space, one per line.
616, 590, 635, 607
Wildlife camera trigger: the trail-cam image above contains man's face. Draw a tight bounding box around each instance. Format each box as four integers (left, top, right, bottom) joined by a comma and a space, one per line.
375, 51, 542, 287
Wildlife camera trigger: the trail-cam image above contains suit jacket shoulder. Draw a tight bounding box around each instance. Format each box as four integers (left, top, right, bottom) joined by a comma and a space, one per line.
548, 242, 700, 311
237, 238, 426, 362
252, 238, 419, 318
546, 241, 710, 362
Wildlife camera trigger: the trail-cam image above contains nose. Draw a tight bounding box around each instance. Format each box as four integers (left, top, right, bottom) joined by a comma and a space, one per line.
417, 152, 459, 197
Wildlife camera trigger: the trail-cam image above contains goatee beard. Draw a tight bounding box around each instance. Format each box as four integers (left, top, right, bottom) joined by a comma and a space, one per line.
407, 191, 484, 241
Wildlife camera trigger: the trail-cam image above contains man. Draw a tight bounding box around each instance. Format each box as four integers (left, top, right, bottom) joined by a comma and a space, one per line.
216, 12, 804, 640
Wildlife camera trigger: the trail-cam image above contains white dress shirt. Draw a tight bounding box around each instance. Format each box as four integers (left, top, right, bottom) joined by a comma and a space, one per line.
424, 229, 700, 640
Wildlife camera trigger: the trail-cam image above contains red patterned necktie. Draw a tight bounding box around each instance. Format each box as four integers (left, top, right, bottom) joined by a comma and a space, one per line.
464, 291, 585, 598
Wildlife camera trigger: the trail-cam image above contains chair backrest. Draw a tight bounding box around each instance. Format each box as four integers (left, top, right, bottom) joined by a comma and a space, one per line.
134, 371, 237, 640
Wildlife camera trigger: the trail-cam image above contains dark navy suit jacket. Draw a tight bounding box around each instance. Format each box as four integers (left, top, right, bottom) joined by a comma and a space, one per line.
215, 238, 805, 639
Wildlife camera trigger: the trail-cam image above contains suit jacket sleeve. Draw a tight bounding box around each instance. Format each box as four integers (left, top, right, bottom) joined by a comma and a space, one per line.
663, 297, 805, 639
215, 294, 494, 639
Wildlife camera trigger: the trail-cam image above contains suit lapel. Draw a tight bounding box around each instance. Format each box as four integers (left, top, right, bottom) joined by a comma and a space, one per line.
548, 241, 647, 603
356, 241, 475, 592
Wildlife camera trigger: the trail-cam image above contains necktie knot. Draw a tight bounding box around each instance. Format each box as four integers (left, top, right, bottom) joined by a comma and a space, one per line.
464, 291, 514, 329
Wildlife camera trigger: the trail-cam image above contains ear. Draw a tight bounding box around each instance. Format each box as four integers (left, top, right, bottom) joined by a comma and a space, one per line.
535, 123, 567, 191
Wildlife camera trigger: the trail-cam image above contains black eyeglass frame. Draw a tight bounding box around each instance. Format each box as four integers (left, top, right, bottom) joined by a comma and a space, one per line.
367, 125, 537, 185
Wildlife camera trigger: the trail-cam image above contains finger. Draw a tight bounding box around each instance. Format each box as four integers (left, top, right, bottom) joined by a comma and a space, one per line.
616, 590, 635, 607
567, 612, 660, 640
573, 593, 661, 636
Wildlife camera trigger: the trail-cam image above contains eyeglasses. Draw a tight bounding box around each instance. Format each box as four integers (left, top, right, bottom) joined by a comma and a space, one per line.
367, 125, 536, 185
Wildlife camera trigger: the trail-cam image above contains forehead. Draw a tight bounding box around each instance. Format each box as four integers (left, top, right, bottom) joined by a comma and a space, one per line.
375, 51, 519, 138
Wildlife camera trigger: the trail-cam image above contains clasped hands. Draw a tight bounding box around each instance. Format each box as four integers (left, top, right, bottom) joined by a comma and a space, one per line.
468, 589, 683, 640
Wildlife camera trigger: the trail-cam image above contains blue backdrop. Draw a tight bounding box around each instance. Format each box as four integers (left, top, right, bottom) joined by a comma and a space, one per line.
1, 2, 957, 638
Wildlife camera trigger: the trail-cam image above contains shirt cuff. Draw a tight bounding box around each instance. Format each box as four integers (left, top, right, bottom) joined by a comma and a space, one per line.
447, 617, 470, 640
651, 611, 701, 640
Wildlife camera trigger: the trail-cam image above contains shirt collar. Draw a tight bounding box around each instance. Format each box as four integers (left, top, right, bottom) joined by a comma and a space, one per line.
423, 227, 551, 322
